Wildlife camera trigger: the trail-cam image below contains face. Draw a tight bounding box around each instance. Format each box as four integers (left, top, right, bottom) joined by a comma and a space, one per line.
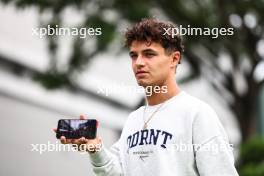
129, 40, 180, 87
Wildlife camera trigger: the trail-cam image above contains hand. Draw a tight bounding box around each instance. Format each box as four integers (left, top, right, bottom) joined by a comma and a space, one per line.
53, 115, 102, 153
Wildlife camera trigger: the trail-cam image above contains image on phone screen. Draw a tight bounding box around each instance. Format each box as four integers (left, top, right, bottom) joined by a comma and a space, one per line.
56, 119, 97, 139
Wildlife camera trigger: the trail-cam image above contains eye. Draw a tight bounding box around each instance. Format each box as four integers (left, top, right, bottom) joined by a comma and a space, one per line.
144, 52, 156, 58
129, 53, 138, 60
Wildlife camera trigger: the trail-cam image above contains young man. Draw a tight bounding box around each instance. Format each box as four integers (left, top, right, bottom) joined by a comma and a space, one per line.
58, 18, 239, 176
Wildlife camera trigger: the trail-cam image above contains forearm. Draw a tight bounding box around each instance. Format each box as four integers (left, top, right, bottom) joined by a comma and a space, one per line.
195, 136, 239, 176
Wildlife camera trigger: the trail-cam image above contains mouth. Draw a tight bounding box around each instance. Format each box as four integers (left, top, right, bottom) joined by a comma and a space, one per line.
136, 71, 148, 76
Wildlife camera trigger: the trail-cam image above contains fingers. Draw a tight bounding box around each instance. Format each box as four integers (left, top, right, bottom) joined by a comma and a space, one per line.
60, 136, 87, 145
53, 128, 57, 133
71, 138, 84, 145
79, 137, 86, 142
60, 136, 73, 144
79, 114, 86, 120
59, 135, 102, 153
60, 136, 67, 144
97, 136, 102, 144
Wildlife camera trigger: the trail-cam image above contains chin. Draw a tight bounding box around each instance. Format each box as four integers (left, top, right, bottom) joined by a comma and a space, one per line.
137, 80, 146, 87
137, 79, 152, 88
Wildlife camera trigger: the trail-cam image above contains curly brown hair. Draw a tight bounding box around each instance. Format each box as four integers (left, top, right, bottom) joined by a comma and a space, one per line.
124, 18, 184, 62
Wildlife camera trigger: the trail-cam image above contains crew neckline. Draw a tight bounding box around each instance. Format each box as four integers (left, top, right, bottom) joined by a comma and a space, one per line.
144, 91, 185, 110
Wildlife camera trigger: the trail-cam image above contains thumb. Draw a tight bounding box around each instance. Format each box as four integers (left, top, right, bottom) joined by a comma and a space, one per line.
79, 114, 87, 120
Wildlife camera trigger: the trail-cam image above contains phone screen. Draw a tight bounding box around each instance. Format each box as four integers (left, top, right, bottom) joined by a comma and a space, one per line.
56, 119, 98, 139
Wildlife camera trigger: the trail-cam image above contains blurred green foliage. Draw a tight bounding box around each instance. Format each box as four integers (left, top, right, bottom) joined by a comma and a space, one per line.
239, 137, 264, 176
33, 71, 71, 89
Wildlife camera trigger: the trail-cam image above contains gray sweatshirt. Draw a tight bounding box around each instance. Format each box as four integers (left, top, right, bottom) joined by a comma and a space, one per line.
89, 91, 239, 176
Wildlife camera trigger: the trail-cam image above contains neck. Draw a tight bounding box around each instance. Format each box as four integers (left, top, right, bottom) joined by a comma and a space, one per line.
145, 80, 181, 106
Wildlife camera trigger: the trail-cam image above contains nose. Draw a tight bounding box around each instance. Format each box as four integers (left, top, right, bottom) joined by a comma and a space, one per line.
135, 55, 145, 67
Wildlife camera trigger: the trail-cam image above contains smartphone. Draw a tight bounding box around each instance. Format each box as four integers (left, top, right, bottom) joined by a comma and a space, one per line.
56, 119, 98, 139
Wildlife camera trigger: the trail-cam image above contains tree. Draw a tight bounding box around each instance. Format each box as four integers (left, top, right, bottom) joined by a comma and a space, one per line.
1, 0, 264, 140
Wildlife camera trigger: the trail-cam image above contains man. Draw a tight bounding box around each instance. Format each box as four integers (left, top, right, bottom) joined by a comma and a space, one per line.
56, 18, 239, 176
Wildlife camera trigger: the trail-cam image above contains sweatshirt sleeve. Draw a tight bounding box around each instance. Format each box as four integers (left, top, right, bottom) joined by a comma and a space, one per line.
192, 103, 239, 176
89, 140, 124, 176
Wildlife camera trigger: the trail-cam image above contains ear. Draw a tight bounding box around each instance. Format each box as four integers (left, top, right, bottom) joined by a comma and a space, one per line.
170, 51, 181, 69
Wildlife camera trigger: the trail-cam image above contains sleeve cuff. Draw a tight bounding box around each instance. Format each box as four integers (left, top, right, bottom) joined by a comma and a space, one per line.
89, 146, 111, 167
